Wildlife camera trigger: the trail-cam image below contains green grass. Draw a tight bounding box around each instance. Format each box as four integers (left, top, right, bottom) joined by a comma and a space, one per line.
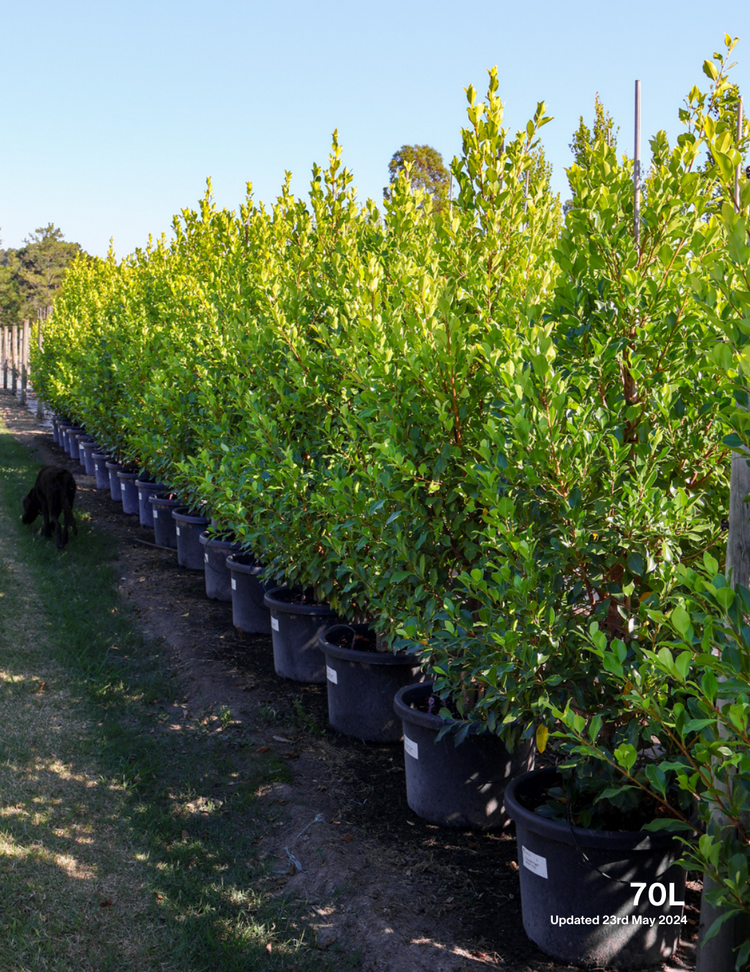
0, 417, 358, 972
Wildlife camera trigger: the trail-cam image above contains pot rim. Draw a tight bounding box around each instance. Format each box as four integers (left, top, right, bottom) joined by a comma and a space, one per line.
320, 624, 421, 667
148, 493, 182, 507
225, 552, 264, 574
172, 506, 209, 525
505, 767, 682, 850
200, 531, 241, 552
263, 586, 337, 617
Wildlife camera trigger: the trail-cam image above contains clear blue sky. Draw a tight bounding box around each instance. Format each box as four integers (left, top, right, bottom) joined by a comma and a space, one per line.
1, 0, 748, 258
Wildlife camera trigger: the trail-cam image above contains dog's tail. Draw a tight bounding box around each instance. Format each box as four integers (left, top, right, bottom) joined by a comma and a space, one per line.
62, 481, 77, 538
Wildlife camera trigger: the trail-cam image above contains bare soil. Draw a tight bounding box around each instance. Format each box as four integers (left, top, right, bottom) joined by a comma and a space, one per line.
1, 391, 700, 972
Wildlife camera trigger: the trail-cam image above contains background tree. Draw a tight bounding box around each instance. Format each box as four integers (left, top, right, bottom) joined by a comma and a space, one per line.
15, 224, 82, 316
569, 92, 618, 165
564, 94, 618, 212
0, 224, 82, 324
385, 144, 450, 212
0, 230, 22, 325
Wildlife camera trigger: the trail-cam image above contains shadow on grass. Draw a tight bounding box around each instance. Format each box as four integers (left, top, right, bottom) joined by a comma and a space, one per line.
0, 418, 358, 972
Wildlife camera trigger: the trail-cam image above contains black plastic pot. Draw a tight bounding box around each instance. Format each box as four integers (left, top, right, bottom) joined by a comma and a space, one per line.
136, 480, 167, 528
319, 624, 423, 742
226, 553, 273, 631
105, 460, 124, 502
393, 682, 534, 829
74, 433, 92, 470
117, 470, 140, 515
79, 439, 97, 477
64, 425, 83, 457
51, 416, 60, 445
199, 532, 241, 601
172, 507, 209, 570
58, 421, 73, 452
263, 587, 337, 683
149, 493, 181, 548
92, 453, 111, 491
505, 767, 686, 969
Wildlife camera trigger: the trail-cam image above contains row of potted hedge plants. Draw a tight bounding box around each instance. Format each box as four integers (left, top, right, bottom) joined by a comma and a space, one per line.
54, 410, 525, 831
32, 42, 750, 968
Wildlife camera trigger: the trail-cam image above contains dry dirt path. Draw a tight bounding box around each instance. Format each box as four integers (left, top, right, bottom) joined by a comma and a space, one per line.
0, 389, 701, 972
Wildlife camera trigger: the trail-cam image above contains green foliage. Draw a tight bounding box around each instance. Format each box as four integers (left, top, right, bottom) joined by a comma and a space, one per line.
569, 93, 618, 167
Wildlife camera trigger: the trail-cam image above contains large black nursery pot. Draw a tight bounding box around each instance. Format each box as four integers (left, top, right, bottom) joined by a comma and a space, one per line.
320, 624, 423, 743
149, 493, 181, 548
172, 506, 209, 570
504, 767, 687, 970
105, 459, 124, 502
226, 553, 272, 631
393, 681, 534, 829
199, 532, 241, 602
73, 432, 91, 469
51, 416, 60, 445
92, 452, 111, 491
136, 479, 167, 528
58, 420, 74, 453
117, 469, 140, 515
263, 587, 337, 683
79, 439, 98, 477
63, 424, 83, 456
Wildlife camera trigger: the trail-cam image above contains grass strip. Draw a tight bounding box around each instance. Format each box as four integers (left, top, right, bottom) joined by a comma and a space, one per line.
0, 416, 357, 972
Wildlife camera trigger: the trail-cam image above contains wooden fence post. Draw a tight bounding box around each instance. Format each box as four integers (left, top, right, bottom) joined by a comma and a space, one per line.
20, 320, 29, 405
1, 327, 7, 390
36, 309, 45, 420
11, 324, 18, 395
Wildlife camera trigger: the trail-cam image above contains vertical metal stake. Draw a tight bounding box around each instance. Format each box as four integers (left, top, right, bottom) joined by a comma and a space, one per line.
634, 80, 641, 251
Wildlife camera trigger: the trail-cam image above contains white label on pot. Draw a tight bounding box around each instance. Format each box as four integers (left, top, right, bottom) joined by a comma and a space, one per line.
121, 482, 126, 491
139, 492, 143, 500
204, 552, 209, 563
404, 736, 418, 760
153, 511, 158, 519
271, 616, 279, 631
231, 578, 236, 590
326, 665, 338, 684
176, 526, 181, 536
522, 846, 548, 879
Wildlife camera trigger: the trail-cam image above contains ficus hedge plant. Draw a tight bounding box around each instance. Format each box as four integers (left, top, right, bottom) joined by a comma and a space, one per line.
553, 37, 750, 963
418, 46, 737, 765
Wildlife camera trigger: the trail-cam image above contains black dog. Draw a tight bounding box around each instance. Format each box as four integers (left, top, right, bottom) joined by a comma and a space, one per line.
22, 466, 78, 549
